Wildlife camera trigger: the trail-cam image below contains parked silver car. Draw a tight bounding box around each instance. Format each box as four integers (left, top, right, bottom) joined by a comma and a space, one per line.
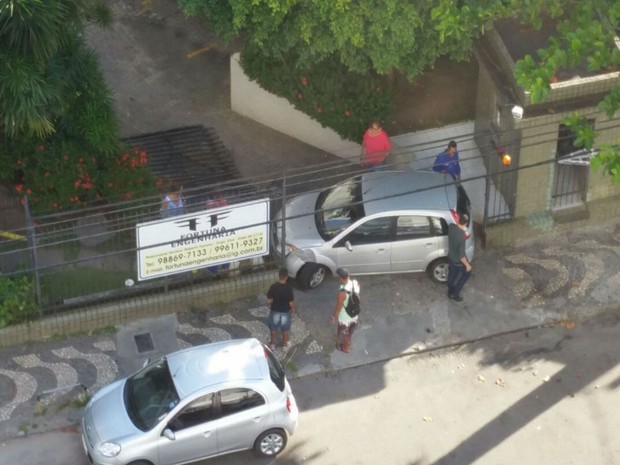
273, 170, 474, 288
81, 338, 298, 465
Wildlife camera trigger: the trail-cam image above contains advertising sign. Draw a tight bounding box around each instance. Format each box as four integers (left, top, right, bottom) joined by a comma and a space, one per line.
136, 198, 269, 281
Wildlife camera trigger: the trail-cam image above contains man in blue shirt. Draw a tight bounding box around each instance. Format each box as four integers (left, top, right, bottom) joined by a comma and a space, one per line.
432, 140, 461, 181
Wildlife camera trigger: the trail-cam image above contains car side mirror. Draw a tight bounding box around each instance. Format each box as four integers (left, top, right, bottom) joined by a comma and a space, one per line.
345, 241, 353, 252
163, 428, 176, 441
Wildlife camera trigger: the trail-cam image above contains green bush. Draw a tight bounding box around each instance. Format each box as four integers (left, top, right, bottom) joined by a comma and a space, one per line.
240, 44, 394, 142
0, 136, 158, 213
0, 275, 38, 328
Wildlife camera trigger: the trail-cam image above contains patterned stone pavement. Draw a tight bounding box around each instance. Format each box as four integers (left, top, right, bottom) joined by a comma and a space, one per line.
0, 305, 324, 439
1, 221, 619, 440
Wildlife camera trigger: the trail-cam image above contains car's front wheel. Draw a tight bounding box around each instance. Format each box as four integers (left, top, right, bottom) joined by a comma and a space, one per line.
254, 429, 287, 457
429, 258, 449, 283
298, 263, 327, 289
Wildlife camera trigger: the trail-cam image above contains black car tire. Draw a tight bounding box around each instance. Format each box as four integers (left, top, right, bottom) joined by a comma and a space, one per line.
429, 258, 449, 283
254, 429, 287, 457
299, 263, 327, 289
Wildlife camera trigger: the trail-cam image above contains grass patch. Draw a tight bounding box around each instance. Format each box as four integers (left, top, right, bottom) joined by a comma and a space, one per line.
40, 268, 132, 304
56, 394, 91, 411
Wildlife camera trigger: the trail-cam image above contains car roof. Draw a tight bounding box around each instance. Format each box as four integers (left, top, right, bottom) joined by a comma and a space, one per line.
166, 338, 266, 398
361, 170, 454, 216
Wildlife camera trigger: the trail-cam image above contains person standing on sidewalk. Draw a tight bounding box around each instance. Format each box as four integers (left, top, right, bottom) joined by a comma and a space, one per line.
361, 120, 392, 171
330, 267, 360, 353
447, 214, 472, 301
266, 268, 296, 350
433, 140, 461, 181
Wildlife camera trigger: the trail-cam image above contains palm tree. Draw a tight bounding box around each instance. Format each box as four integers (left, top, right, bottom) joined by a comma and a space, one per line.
0, 0, 114, 147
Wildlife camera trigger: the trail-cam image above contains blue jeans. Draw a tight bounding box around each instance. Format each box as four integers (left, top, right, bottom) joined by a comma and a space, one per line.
207, 262, 230, 274
447, 257, 471, 298
268, 311, 292, 331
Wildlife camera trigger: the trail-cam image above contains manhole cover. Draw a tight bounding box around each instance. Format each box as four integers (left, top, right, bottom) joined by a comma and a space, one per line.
134, 333, 155, 353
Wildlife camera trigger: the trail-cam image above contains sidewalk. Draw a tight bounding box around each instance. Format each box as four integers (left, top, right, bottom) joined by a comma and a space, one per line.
1, 217, 619, 441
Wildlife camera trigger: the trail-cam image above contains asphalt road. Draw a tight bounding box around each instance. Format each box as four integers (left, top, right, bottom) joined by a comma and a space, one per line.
3, 309, 618, 465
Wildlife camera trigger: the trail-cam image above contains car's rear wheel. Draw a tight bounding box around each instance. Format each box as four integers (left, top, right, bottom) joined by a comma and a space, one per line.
429, 258, 449, 283
299, 263, 327, 289
254, 429, 287, 457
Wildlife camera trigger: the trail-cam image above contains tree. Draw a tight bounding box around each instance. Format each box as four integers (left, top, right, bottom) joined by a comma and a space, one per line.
0, 0, 156, 212
513, 0, 620, 184
180, 0, 620, 182
0, 0, 113, 142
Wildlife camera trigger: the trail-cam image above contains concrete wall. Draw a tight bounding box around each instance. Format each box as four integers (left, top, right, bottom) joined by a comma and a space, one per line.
230, 53, 361, 162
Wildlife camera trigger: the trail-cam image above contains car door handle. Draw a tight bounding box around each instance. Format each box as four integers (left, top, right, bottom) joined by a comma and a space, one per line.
202, 431, 213, 437
425, 243, 434, 247
252, 416, 262, 423
376, 248, 387, 253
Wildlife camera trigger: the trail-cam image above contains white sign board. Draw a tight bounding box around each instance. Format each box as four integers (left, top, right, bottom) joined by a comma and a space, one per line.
136, 198, 270, 281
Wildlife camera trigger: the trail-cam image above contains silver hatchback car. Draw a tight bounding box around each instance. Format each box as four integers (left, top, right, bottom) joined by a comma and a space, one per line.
81, 338, 298, 465
273, 170, 474, 289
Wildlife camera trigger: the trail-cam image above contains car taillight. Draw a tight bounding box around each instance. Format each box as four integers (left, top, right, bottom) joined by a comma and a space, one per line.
286, 396, 292, 413
449, 209, 460, 224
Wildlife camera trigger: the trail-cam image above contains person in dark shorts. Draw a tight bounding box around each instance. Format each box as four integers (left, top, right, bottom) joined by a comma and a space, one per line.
266, 268, 296, 350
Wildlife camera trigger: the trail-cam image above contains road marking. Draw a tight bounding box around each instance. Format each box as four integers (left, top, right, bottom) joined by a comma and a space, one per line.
0, 231, 26, 241
187, 46, 211, 59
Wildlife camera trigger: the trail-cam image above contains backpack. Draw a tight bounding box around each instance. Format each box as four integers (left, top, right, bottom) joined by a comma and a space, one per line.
344, 282, 361, 317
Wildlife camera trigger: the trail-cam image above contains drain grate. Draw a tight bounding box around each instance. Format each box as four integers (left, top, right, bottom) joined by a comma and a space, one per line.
134, 333, 155, 353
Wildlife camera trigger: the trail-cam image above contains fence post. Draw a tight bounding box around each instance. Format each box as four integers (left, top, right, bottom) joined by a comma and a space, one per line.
280, 173, 287, 267
23, 195, 43, 316
483, 168, 491, 230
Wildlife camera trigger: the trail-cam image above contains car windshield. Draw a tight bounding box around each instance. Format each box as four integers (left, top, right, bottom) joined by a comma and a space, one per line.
315, 176, 365, 240
124, 358, 180, 431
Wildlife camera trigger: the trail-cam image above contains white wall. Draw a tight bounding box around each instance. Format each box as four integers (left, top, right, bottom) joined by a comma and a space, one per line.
230, 53, 361, 162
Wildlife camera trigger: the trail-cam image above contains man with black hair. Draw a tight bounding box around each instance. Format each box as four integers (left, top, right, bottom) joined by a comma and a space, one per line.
266, 268, 295, 350
447, 214, 472, 301
433, 140, 461, 181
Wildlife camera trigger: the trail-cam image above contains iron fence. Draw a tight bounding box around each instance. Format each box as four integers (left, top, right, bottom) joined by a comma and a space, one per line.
0, 155, 616, 343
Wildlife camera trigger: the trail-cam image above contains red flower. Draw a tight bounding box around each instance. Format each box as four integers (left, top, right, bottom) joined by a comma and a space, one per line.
44, 172, 49, 177
301, 76, 308, 86
15, 184, 23, 193
344, 109, 351, 117
26, 188, 32, 195
82, 183, 93, 189
78, 158, 84, 164
38, 145, 45, 151
53, 202, 59, 209
63, 155, 68, 161
155, 178, 163, 186
20, 198, 25, 206
316, 106, 323, 113
297, 92, 303, 100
